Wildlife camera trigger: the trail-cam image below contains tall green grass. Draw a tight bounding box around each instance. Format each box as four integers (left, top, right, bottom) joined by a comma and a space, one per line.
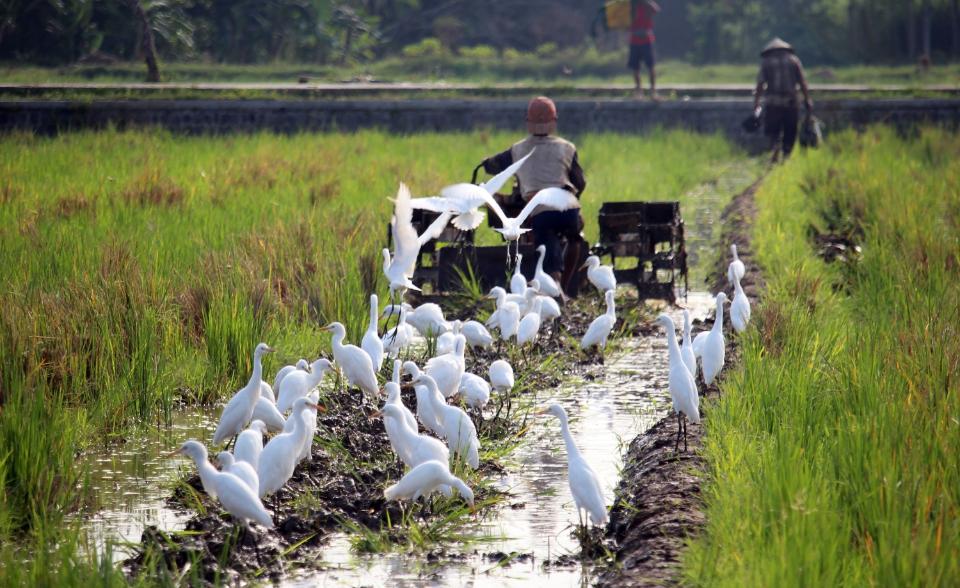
684, 126, 960, 585
0, 128, 747, 579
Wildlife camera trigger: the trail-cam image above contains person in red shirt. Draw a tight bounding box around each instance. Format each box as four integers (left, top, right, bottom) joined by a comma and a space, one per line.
628, 0, 660, 100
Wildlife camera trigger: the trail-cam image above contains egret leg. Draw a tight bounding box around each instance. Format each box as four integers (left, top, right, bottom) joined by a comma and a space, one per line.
683, 413, 688, 452
675, 412, 682, 452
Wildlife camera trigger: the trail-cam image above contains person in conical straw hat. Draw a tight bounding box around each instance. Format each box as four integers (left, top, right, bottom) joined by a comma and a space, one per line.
481, 96, 587, 298
753, 37, 813, 163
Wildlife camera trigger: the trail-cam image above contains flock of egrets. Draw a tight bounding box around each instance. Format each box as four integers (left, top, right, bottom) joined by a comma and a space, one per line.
168, 153, 753, 549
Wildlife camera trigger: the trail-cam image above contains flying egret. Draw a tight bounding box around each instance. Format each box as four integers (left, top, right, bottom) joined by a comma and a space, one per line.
489, 360, 515, 394
510, 253, 528, 295
403, 362, 444, 438
458, 372, 491, 410
537, 404, 608, 527
361, 294, 384, 372
414, 374, 480, 469
234, 420, 267, 471
258, 397, 318, 498
272, 358, 309, 395
217, 451, 260, 496
425, 335, 466, 398
730, 274, 751, 333
383, 182, 453, 299
252, 395, 286, 433
277, 358, 332, 414
408, 150, 534, 231
655, 314, 701, 451
727, 243, 745, 286
384, 460, 475, 507
692, 292, 727, 386
582, 256, 617, 294
376, 403, 449, 468
323, 322, 380, 398
581, 290, 617, 352
680, 309, 697, 380
172, 440, 274, 529
533, 244, 563, 298
213, 342, 275, 447
517, 298, 543, 346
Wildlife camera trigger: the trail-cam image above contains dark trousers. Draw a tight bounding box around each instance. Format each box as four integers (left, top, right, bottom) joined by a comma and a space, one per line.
531, 209, 582, 275
764, 104, 799, 157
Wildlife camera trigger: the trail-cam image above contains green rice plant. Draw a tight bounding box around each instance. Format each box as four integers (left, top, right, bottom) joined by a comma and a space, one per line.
684, 126, 960, 586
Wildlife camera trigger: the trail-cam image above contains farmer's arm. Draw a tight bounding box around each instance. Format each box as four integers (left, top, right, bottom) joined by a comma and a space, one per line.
753, 67, 765, 112
482, 148, 514, 175
570, 152, 586, 196
796, 58, 812, 110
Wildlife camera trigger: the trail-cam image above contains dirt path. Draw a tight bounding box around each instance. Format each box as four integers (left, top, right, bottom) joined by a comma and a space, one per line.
598, 177, 765, 587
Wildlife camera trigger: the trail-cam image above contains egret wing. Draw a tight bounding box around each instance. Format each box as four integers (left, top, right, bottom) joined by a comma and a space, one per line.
409, 196, 458, 213
515, 188, 579, 226
391, 183, 420, 267
417, 210, 453, 248
479, 149, 534, 195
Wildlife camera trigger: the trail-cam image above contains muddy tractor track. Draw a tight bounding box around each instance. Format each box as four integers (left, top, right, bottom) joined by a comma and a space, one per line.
599, 177, 765, 587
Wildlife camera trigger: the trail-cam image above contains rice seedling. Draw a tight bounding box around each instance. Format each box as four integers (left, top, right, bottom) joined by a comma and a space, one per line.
684, 126, 960, 586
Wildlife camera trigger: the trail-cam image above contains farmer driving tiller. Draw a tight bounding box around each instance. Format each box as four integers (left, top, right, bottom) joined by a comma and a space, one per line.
481, 96, 588, 299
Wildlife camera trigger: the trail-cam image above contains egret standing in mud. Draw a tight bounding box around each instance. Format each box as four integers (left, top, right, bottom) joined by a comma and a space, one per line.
582, 255, 617, 294
323, 322, 380, 399
213, 343, 275, 448
361, 294, 384, 372
258, 397, 319, 501
680, 309, 697, 380
277, 358, 332, 414
730, 274, 751, 333
581, 290, 617, 355
533, 244, 563, 298
376, 403, 450, 469
727, 243, 745, 286
655, 314, 701, 452
414, 373, 480, 469
234, 420, 267, 471
272, 358, 309, 395
537, 403, 608, 528
171, 440, 274, 530
693, 292, 727, 386
217, 451, 260, 496
510, 253, 527, 295
384, 460, 475, 508
489, 360, 515, 394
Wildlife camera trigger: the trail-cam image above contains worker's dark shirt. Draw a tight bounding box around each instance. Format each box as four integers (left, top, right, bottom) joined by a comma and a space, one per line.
757, 51, 807, 107
482, 136, 586, 198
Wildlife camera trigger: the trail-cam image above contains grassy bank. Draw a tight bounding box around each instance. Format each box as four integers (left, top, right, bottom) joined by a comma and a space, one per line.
2, 57, 958, 88
684, 127, 960, 585
0, 128, 750, 580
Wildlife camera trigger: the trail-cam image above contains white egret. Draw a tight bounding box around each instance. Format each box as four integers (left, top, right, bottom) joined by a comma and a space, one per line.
581, 290, 617, 352
384, 460, 474, 507
582, 256, 617, 293
533, 244, 562, 298
383, 302, 450, 337
692, 292, 727, 386
486, 187, 580, 242
383, 182, 452, 297
436, 329, 457, 356
510, 253, 528, 295
172, 440, 274, 529
272, 358, 309, 395
458, 372, 491, 410
517, 298, 543, 346
489, 360, 515, 393
680, 309, 697, 380
460, 320, 493, 349
259, 381, 276, 404
258, 397, 318, 498
213, 342, 275, 447
252, 395, 286, 433
727, 243, 745, 286
730, 274, 751, 333
323, 322, 380, 398
425, 335, 466, 398
234, 420, 267, 471
537, 404, 608, 527
382, 305, 414, 359
217, 451, 260, 496
409, 151, 534, 230
361, 294, 384, 372
414, 374, 480, 469
403, 362, 444, 438
655, 314, 701, 452
277, 358, 332, 414
377, 403, 449, 468
381, 381, 421, 463
525, 281, 561, 321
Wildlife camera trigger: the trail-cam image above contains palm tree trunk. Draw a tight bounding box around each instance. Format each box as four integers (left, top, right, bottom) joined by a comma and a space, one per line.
127, 0, 160, 82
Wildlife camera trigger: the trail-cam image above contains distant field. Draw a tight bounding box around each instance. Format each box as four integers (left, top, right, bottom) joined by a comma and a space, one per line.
2, 57, 958, 88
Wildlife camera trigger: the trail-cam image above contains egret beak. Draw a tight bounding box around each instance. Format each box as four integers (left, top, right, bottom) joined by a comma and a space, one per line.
305, 401, 320, 411
164, 448, 183, 458
305, 363, 313, 373
264, 346, 276, 353
579, 261, 590, 270
320, 324, 334, 332
534, 407, 550, 416
370, 409, 383, 419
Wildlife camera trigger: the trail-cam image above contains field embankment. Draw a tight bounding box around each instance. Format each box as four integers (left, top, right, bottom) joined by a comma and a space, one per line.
684, 127, 960, 585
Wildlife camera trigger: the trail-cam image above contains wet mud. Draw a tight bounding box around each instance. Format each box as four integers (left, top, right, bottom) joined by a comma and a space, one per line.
599, 178, 765, 587
123, 288, 638, 583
